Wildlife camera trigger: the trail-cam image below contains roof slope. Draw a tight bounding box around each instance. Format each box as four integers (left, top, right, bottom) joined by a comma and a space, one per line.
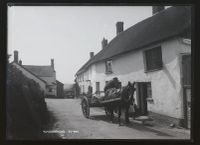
11, 62, 47, 84
76, 6, 191, 75
56, 80, 64, 85
23, 65, 55, 77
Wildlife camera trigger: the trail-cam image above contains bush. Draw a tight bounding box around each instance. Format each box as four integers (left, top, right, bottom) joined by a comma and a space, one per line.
6, 64, 49, 139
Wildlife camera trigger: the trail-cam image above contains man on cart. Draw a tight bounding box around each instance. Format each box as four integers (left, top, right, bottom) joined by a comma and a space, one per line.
104, 77, 121, 100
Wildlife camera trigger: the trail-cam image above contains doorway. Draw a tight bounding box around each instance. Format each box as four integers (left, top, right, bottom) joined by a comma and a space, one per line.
135, 82, 151, 116
181, 54, 191, 129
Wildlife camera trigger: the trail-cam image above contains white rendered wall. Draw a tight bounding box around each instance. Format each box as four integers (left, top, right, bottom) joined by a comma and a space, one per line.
88, 38, 191, 119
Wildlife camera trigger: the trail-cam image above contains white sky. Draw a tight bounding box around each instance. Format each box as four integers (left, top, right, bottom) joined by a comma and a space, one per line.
8, 6, 155, 84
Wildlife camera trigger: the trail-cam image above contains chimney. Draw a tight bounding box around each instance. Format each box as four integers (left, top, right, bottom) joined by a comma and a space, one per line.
152, 6, 165, 15
14, 50, 18, 63
101, 38, 108, 49
51, 59, 54, 69
116, 21, 124, 35
19, 60, 22, 65
90, 52, 94, 59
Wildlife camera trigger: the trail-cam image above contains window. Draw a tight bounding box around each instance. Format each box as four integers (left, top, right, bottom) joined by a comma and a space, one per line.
144, 46, 163, 71
146, 83, 152, 98
105, 81, 109, 89
105, 60, 113, 74
96, 82, 100, 93
49, 88, 52, 92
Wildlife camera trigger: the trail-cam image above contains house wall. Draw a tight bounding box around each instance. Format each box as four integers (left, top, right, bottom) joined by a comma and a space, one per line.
77, 68, 92, 94
12, 63, 47, 94
57, 83, 64, 98
78, 37, 191, 120
41, 75, 57, 96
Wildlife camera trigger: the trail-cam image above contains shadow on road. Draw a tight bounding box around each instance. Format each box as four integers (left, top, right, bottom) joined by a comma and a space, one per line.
89, 114, 174, 137
41, 110, 62, 139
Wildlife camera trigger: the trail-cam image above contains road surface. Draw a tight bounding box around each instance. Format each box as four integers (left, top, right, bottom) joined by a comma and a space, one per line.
44, 98, 190, 139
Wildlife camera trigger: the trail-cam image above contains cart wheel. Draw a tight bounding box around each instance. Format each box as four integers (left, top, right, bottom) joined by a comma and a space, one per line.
81, 98, 90, 118
104, 107, 110, 116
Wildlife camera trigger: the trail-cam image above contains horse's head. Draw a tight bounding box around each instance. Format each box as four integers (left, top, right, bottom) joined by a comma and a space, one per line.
121, 81, 136, 102
127, 81, 136, 94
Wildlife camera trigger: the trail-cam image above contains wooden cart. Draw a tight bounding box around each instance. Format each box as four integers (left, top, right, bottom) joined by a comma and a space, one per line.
81, 91, 153, 124
81, 91, 121, 118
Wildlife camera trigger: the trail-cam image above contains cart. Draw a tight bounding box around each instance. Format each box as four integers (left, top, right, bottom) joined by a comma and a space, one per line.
81, 91, 121, 118
81, 90, 153, 124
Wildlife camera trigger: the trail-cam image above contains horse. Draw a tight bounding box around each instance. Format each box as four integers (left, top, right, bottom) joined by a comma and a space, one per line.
106, 81, 136, 125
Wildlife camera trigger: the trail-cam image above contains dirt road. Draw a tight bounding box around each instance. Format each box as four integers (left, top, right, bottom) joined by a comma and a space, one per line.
44, 98, 190, 139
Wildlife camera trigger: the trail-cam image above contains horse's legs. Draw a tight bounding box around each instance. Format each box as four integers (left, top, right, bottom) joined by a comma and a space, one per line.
118, 105, 121, 125
110, 108, 114, 123
108, 106, 114, 123
125, 105, 130, 124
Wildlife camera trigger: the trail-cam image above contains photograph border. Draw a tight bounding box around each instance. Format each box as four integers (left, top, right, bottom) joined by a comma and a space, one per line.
0, 0, 199, 145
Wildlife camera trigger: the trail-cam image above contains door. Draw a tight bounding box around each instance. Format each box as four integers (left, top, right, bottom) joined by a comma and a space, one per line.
96, 82, 100, 94
136, 82, 148, 116
182, 54, 191, 129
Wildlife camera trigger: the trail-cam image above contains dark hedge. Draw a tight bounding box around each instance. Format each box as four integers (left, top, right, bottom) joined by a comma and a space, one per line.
6, 64, 49, 139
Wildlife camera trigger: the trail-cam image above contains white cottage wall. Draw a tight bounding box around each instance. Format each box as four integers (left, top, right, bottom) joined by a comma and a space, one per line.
88, 38, 190, 119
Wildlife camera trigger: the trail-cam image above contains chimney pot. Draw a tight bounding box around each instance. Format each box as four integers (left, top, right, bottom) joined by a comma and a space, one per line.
102, 38, 108, 49
116, 21, 124, 35
51, 59, 54, 69
152, 6, 165, 15
14, 50, 18, 63
90, 52, 94, 59
19, 60, 22, 65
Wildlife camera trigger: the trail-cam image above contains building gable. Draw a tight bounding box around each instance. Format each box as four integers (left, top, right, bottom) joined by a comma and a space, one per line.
23, 65, 55, 77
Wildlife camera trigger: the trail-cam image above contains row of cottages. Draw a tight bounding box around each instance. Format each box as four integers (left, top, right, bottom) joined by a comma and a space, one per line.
75, 6, 191, 128
11, 50, 64, 98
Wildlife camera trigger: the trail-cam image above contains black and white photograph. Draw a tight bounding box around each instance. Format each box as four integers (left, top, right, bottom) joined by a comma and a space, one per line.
6, 4, 192, 140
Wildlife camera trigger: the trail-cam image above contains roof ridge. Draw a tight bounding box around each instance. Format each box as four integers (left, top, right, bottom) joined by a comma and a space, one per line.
23, 65, 52, 67
76, 6, 191, 75
23, 64, 55, 77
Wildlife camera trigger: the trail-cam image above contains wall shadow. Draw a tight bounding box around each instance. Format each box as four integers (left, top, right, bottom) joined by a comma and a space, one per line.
90, 114, 174, 137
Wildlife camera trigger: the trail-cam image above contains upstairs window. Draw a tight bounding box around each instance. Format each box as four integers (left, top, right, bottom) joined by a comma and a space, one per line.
105, 60, 113, 74
144, 46, 163, 72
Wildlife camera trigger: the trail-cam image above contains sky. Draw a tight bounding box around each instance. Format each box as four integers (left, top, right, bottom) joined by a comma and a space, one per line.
8, 6, 155, 84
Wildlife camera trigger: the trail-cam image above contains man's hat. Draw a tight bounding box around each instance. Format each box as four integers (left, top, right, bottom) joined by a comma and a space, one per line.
113, 77, 118, 80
